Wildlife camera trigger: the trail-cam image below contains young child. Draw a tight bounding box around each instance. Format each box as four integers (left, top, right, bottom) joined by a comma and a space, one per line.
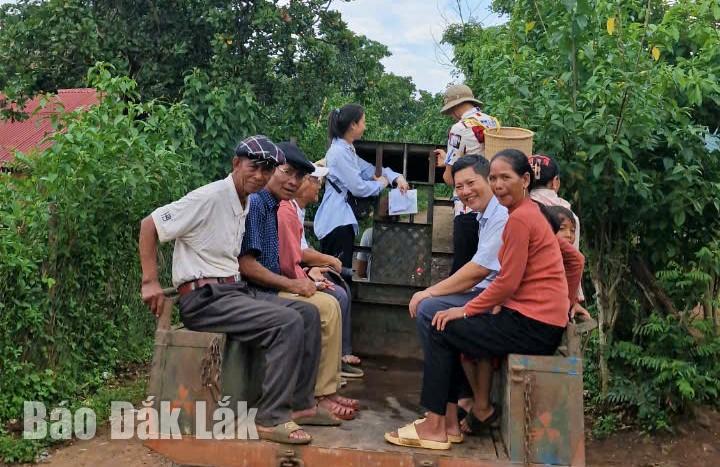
544, 204, 591, 320
546, 205, 577, 246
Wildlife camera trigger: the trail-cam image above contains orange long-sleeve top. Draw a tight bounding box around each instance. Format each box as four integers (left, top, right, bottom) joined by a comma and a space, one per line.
464, 197, 585, 327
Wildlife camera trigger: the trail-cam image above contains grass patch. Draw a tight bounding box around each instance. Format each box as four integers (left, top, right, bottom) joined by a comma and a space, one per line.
0, 369, 148, 464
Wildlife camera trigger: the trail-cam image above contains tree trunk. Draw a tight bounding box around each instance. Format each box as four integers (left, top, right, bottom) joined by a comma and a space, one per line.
589, 245, 627, 398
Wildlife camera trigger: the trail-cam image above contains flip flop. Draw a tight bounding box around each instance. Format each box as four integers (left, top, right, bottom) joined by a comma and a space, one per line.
257, 421, 312, 445
294, 406, 342, 426
384, 421, 451, 450
340, 362, 364, 378
463, 405, 499, 435
412, 418, 463, 444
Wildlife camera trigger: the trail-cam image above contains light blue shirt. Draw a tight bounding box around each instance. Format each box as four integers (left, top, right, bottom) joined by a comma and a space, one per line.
471, 195, 508, 290
313, 138, 401, 239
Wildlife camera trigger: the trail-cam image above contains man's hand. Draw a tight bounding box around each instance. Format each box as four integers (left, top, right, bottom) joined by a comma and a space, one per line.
571, 303, 592, 321
434, 149, 447, 168
307, 267, 335, 290
409, 290, 432, 318
327, 256, 342, 273
288, 278, 317, 297
394, 175, 410, 194
141, 279, 165, 318
431, 306, 465, 331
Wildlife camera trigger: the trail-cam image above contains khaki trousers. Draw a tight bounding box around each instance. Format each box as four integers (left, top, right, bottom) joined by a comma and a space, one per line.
279, 291, 341, 396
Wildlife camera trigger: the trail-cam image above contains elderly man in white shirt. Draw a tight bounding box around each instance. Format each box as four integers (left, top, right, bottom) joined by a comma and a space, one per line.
138, 135, 323, 445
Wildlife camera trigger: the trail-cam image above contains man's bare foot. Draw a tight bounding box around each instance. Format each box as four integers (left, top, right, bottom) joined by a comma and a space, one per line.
292, 406, 316, 420
342, 354, 362, 365
256, 423, 311, 441
327, 393, 359, 409
458, 397, 473, 413
317, 396, 355, 420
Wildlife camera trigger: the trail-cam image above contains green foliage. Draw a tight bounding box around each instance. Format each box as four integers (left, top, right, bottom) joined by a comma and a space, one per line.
181, 70, 260, 182
591, 412, 622, 439
591, 314, 720, 432
0, 373, 147, 463
0, 433, 40, 464
0, 64, 195, 424
445, 0, 720, 429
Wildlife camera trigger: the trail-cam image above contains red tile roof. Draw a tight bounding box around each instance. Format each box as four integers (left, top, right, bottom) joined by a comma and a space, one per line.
0, 88, 99, 167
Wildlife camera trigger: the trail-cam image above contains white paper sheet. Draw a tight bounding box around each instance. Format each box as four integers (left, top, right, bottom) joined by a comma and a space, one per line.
388, 188, 418, 215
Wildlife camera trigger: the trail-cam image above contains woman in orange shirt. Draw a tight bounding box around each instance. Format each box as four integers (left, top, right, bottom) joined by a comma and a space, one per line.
385, 149, 584, 450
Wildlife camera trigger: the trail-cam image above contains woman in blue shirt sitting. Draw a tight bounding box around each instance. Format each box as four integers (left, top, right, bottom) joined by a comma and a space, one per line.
314, 104, 409, 268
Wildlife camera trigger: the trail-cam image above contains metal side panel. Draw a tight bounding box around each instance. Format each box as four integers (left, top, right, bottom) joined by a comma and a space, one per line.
370, 221, 433, 287
502, 354, 585, 467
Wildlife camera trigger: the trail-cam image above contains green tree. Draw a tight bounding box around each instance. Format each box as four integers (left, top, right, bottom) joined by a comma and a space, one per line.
444, 0, 720, 401
0, 64, 196, 423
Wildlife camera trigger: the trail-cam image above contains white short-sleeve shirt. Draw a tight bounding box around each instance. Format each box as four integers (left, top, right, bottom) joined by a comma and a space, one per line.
471, 195, 508, 290
151, 175, 249, 288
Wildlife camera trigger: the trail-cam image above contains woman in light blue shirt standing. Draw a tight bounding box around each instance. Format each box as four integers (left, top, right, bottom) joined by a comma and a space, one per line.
314, 104, 409, 268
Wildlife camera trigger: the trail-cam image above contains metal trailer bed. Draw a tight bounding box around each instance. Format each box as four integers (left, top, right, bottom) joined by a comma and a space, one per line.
145, 140, 591, 466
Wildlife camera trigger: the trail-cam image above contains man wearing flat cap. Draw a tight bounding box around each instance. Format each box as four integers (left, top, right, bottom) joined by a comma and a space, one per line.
139, 135, 322, 445
240, 142, 355, 424
434, 84, 499, 274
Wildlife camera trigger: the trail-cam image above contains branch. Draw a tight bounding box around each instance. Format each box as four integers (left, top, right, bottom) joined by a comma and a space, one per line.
630, 255, 680, 316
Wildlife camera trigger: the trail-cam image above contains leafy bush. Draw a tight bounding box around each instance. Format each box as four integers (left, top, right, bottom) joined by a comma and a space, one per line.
0, 64, 196, 424
589, 313, 720, 432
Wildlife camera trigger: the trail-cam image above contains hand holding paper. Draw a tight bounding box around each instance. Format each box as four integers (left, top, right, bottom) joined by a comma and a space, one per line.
388, 188, 418, 216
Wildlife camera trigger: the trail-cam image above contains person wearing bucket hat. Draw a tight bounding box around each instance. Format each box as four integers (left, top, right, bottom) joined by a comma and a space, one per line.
139, 135, 323, 445
434, 84, 500, 275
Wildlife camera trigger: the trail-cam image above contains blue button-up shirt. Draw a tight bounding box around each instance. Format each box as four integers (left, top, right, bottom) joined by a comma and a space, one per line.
471, 195, 508, 290
313, 138, 401, 239
241, 189, 281, 276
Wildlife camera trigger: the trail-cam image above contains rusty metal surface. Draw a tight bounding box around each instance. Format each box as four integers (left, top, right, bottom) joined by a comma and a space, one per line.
146, 360, 515, 466
501, 355, 585, 466
146, 438, 519, 467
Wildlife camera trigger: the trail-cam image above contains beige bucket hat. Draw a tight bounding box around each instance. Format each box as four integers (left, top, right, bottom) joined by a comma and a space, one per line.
440, 84, 483, 114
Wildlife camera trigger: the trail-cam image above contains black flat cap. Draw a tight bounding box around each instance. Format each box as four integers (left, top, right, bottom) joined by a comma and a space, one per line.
234, 135, 285, 166
276, 142, 314, 175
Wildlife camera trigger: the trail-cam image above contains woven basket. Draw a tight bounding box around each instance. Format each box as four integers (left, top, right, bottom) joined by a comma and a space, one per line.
484, 127, 534, 158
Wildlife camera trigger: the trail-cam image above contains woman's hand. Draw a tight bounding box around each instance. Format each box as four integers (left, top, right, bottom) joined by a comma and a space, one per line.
395, 175, 410, 194
373, 174, 390, 189
431, 307, 465, 331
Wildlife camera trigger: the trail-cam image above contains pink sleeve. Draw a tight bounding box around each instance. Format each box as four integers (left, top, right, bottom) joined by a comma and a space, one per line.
277, 203, 303, 279
558, 237, 585, 305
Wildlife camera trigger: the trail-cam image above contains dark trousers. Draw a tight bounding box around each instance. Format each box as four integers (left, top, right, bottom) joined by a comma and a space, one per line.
320, 224, 355, 269
420, 307, 564, 415
451, 213, 480, 274
416, 291, 483, 401
178, 282, 321, 426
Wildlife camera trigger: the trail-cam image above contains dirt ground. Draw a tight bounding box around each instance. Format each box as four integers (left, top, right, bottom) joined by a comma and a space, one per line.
29, 402, 720, 467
